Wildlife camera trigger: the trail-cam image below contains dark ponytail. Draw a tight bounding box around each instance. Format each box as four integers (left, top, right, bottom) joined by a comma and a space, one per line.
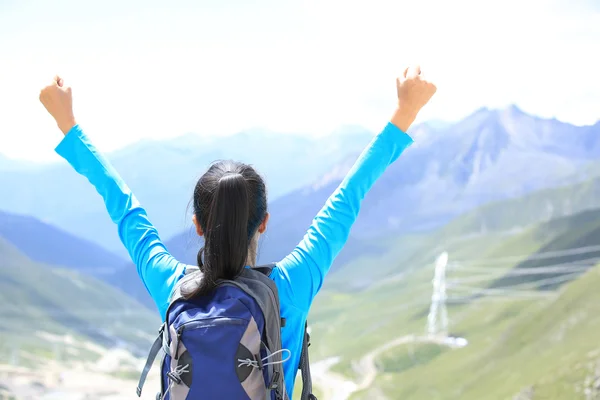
186, 160, 267, 298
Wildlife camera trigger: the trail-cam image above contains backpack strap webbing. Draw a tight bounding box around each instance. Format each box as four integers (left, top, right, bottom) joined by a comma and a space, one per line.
136, 324, 165, 397
299, 321, 316, 400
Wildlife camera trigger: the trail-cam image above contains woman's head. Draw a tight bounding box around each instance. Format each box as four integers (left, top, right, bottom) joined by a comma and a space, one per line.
188, 160, 268, 297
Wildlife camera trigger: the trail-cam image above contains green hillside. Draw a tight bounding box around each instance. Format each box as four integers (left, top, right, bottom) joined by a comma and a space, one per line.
490, 209, 600, 291
363, 262, 600, 399
0, 236, 159, 369
324, 174, 600, 294
308, 185, 600, 398
440, 174, 600, 237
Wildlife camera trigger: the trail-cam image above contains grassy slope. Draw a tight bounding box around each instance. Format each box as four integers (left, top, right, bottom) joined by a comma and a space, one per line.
367, 263, 600, 400
307, 231, 520, 372
323, 173, 600, 295
308, 219, 558, 363
438, 173, 600, 236
307, 179, 600, 398
0, 236, 159, 367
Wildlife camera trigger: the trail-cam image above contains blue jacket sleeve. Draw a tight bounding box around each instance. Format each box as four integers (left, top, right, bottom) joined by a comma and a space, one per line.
273, 122, 413, 312
55, 125, 186, 320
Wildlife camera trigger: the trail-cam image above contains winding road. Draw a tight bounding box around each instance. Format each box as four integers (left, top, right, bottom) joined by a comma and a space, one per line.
312, 334, 465, 400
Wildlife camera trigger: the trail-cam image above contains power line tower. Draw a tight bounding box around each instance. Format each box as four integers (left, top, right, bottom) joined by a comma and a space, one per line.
427, 252, 449, 337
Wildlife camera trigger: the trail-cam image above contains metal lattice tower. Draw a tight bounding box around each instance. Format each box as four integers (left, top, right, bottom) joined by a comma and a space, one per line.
427, 252, 449, 337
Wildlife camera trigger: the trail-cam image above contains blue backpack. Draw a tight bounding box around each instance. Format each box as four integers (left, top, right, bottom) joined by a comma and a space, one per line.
136, 264, 316, 400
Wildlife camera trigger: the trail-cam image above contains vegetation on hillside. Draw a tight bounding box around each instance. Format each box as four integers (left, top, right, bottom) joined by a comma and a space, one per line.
307, 181, 600, 399
0, 237, 159, 368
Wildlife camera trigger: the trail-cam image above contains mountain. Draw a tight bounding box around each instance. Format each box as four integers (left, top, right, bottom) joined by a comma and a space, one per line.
161, 121, 452, 268
0, 210, 125, 272
0, 236, 159, 367
0, 127, 374, 253
265, 106, 600, 244
0, 209, 154, 309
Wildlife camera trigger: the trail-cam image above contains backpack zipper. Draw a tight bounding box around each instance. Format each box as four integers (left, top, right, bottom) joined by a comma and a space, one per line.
177, 316, 246, 334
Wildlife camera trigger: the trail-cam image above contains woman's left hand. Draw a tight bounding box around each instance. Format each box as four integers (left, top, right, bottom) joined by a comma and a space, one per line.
39, 75, 77, 135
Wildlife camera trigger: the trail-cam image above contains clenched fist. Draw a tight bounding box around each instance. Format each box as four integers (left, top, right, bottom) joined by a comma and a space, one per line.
391, 66, 437, 132
39, 75, 76, 135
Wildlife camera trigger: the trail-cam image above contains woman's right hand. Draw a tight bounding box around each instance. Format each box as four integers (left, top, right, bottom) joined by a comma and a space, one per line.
39, 75, 77, 135
391, 65, 437, 132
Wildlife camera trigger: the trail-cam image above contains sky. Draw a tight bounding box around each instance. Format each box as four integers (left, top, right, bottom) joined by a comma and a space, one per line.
0, 0, 599, 162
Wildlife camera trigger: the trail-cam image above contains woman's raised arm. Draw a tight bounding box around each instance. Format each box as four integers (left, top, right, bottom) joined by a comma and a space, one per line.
273, 66, 437, 312
40, 76, 185, 320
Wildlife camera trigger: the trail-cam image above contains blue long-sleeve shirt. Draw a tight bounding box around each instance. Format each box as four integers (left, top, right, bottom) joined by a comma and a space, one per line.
55, 122, 413, 397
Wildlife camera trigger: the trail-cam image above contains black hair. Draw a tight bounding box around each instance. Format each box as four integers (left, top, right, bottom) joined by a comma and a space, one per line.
185, 160, 267, 298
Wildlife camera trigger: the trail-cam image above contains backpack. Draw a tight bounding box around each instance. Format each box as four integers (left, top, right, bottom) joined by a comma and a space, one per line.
136, 264, 317, 400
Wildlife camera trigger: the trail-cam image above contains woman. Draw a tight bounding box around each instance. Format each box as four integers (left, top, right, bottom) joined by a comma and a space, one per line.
39, 66, 436, 398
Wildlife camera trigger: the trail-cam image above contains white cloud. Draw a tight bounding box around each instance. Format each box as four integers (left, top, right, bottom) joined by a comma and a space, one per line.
0, 0, 598, 161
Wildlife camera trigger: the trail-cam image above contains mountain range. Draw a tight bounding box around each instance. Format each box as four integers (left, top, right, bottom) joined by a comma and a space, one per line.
0, 107, 600, 309
280, 105, 600, 239
0, 210, 154, 309
0, 125, 375, 253
4, 106, 598, 257
5, 168, 600, 312
0, 210, 124, 273
1, 106, 599, 304
164, 106, 600, 270
2, 106, 598, 259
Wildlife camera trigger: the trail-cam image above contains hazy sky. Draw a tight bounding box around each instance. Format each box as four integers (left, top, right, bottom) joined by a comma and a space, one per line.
1, 0, 599, 161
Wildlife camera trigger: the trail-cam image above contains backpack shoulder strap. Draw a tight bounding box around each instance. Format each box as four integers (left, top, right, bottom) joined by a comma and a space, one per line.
169, 265, 202, 304
137, 265, 200, 397
252, 264, 287, 327
252, 262, 276, 277
229, 267, 288, 399
254, 264, 316, 400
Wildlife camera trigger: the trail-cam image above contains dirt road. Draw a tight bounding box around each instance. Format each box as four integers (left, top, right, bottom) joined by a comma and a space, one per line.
312, 334, 466, 400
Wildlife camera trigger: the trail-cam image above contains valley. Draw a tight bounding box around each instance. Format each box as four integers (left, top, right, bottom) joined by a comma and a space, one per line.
305, 188, 600, 399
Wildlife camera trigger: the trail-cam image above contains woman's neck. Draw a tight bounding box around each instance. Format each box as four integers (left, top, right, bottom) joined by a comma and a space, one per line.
246, 235, 259, 267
